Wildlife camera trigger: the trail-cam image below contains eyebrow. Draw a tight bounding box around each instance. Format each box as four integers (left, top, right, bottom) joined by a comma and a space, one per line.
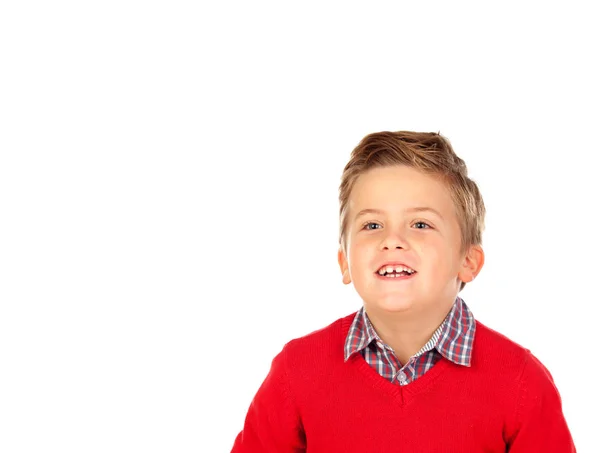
354, 207, 444, 221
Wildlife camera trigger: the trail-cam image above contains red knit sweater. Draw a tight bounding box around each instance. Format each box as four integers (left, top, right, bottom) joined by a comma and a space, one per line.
231, 312, 576, 452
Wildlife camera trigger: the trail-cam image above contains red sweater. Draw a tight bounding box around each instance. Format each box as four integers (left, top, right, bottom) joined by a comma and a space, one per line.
231, 312, 576, 452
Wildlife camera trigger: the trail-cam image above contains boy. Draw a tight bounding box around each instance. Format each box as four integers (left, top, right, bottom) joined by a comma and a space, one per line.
230, 131, 576, 452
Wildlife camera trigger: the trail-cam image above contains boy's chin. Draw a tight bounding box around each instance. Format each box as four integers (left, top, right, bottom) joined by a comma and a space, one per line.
364, 295, 420, 314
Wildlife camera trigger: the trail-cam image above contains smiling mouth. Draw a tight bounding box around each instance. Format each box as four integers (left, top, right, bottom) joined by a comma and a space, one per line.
375, 270, 417, 278
375, 264, 417, 278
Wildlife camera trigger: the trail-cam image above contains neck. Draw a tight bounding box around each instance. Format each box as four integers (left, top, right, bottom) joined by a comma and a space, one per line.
364, 300, 455, 365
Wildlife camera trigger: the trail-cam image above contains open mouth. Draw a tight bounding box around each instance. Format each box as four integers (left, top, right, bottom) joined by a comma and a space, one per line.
375, 265, 417, 279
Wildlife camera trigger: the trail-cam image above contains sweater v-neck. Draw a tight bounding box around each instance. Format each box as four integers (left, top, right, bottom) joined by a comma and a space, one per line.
341, 314, 454, 406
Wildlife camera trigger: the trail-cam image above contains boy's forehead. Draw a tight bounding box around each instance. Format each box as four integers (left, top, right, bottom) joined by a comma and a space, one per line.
348, 200, 449, 223
351, 167, 449, 200
348, 167, 455, 219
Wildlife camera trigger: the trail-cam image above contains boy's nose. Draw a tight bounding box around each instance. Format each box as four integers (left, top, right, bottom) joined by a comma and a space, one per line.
381, 232, 408, 250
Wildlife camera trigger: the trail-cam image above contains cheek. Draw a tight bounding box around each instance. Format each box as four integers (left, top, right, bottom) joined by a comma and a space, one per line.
348, 240, 372, 269
427, 244, 459, 275
417, 240, 453, 268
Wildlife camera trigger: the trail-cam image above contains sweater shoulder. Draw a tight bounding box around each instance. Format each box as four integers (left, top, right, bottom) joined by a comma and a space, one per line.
475, 320, 529, 352
281, 311, 357, 363
475, 321, 558, 383
473, 320, 532, 374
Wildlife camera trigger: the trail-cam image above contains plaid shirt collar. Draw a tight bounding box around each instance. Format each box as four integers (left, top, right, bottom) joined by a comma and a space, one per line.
344, 296, 476, 366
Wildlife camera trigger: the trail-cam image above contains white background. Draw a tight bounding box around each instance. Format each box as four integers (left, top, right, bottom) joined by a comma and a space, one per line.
1, 1, 598, 452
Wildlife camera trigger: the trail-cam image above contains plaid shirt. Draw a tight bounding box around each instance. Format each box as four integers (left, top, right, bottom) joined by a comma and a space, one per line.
344, 297, 475, 386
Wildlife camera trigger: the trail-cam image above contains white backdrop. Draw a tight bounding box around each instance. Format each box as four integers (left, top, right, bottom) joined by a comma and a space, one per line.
1, 1, 598, 452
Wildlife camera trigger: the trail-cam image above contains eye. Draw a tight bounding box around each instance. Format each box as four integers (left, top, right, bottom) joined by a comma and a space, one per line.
363, 222, 382, 230
413, 221, 431, 229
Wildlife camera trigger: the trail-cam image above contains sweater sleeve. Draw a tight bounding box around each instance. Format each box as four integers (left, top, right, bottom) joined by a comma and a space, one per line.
230, 345, 306, 453
506, 352, 576, 452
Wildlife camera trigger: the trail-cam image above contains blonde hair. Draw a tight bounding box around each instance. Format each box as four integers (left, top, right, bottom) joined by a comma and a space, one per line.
338, 131, 486, 291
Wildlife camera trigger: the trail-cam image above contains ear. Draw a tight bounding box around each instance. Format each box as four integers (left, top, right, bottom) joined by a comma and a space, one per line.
337, 247, 352, 285
458, 244, 485, 284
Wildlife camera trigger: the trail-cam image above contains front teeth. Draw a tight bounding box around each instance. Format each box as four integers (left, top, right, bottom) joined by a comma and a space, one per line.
377, 265, 415, 276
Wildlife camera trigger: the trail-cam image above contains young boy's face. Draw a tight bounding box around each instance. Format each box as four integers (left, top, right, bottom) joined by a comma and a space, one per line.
338, 165, 483, 317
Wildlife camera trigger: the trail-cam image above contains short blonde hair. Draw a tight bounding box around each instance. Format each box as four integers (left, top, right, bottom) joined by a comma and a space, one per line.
338, 131, 486, 291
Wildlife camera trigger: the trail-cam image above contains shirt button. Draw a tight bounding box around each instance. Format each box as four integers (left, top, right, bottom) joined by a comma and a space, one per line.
397, 371, 407, 383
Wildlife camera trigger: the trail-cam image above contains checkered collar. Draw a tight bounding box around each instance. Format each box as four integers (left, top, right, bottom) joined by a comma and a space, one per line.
344, 296, 476, 366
